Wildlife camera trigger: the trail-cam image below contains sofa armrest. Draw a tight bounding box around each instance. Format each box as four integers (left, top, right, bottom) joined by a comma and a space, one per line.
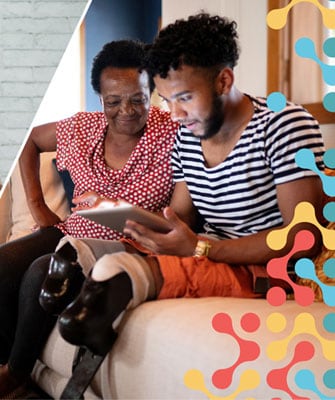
6, 152, 71, 242
0, 183, 13, 244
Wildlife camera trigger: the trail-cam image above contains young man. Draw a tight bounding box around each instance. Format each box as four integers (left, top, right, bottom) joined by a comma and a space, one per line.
57, 13, 325, 397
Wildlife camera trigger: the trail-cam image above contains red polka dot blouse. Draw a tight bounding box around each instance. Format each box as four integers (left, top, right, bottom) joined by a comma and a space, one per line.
55, 106, 178, 240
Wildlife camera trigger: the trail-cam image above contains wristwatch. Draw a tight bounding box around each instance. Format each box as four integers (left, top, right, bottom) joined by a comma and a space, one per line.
193, 240, 211, 257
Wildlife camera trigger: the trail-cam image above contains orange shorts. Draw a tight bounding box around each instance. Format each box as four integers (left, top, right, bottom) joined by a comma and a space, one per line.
121, 238, 262, 300
156, 254, 261, 299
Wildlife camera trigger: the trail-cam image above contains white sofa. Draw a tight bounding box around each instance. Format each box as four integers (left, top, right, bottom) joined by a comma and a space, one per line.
0, 153, 334, 400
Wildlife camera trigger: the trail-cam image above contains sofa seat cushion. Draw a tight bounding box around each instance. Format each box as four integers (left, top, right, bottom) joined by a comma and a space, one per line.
33, 297, 333, 399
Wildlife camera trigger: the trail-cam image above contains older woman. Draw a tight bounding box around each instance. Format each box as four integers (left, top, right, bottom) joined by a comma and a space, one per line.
0, 39, 178, 397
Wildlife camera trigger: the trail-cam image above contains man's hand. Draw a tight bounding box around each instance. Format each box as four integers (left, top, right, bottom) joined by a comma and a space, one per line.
124, 206, 198, 257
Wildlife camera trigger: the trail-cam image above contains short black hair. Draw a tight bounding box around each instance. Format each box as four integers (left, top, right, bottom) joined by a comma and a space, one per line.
91, 39, 153, 94
145, 13, 240, 79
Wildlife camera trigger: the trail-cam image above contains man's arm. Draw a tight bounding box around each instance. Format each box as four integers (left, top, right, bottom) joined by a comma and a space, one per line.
125, 176, 324, 263
19, 122, 61, 227
209, 176, 323, 264
169, 181, 198, 228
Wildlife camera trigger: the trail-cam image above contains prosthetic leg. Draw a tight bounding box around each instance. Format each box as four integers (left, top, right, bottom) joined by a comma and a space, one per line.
39, 238, 126, 316
58, 252, 156, 399
39, 243, 85, 315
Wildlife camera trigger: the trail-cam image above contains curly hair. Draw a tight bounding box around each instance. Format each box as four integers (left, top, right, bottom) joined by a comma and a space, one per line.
91, 39, 154, 94
145, 13, 240, 78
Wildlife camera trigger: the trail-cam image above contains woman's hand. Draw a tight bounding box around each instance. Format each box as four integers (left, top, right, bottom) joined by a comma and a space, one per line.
30, 204, 62, 229
124, 206, 198, 257
72, 191, 118, 212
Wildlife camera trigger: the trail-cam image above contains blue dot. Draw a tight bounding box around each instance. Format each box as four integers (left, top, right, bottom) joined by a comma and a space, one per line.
295, 369, 315, 390
324, 148, 335, 169
323, 313, 335, 333
323, 92, 335, 112
295, 37, 315, 58
267, 92, 286, 112
324, 369, 335, 389
323, 37, 335, 57
323, 202, 335, 222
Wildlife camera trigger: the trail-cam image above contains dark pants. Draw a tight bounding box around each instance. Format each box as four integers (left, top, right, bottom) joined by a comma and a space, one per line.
0, 226, 64, 374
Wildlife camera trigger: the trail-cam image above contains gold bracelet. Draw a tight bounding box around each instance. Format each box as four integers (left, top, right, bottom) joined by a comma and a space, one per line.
193, 240, 211, 257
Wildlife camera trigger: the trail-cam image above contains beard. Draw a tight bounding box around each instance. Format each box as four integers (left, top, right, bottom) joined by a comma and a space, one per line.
201, 94, 224, 140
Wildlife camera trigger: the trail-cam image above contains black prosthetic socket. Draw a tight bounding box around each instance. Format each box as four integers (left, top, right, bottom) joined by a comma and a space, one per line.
57, 242, 78, 262
39, 243, 85, 316
58, 272, 133, 356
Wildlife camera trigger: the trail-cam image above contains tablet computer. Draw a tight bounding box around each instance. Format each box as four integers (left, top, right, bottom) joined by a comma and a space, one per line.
76, 201, 172, 234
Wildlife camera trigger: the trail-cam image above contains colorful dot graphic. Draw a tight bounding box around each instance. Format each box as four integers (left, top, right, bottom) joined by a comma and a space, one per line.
267, 0, 335, 114
184, 3, 335, 399
184, 310, 335, 398
267, 312, 335, 361
266, 201, 335, 250
267, 341, 315, 400
211, 313, 260, 389
298, 148, 335, 193
266, 230, 316, 306
267, 0, 335, 30
294, 36, 335, 112
295, 37, 335, 86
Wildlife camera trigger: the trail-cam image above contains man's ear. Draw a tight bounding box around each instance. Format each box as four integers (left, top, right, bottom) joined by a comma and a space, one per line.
215, 67, 234, 95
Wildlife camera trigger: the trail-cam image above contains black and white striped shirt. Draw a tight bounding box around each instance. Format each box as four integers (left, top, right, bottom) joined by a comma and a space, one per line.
172, 95, 325, 239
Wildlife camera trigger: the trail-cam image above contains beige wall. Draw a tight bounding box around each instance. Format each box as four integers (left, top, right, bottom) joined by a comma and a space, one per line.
162, 0, 268, 97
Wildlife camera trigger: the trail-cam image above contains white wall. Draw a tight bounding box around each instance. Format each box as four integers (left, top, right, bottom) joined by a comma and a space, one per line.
32, 27, 83, 126
321, 124, 335, 150
162, 0, 335, 149
162, 0, 268, 97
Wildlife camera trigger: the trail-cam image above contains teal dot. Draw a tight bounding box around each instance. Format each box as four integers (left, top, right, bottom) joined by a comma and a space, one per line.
324, 369, 335, 389
323, 92, 335, 112
324, 258, 335, 278
324, 148, 335, 169
323, 202, 335, 222
267, 92, 286, 112
323, 313, 335, 332
323, 37, 335, 57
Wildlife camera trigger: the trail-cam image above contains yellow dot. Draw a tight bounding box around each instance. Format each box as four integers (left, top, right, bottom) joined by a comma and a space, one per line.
267, 312, 286, 333
184, 369, 206, 391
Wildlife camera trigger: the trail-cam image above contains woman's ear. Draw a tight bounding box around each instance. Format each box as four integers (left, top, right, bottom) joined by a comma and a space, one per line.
215, 67, 234, 95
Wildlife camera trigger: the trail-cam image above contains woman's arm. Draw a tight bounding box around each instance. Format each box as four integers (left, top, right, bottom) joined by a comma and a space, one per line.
19, 122, 61, 227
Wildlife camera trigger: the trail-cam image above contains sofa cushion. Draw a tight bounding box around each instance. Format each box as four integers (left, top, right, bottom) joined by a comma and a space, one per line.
9, 152, 70, 241
33, 297, 333, 399
0, 183, 12, 243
